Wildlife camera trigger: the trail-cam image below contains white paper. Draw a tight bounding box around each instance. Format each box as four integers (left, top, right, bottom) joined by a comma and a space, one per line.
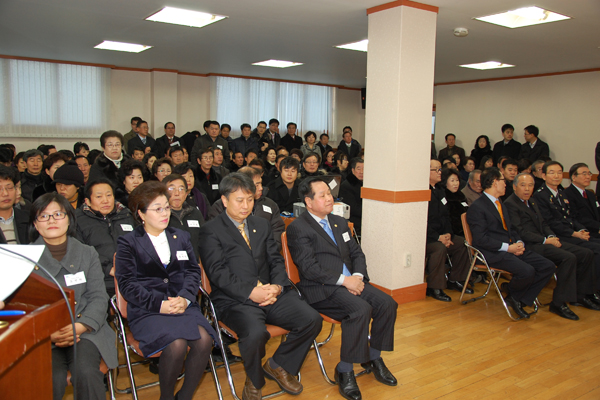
441, 197, 447, 205
262, 205, 272, 214
187, 220, 200, 228
176, 251, 189, 261
461, 202, 468, 207
342, 232, 351, 242
121, 224, 133, 231
64, 271, 86, 287
217, 145, 223, 149
0, 245, 45, 301
212, 184, 219, 190
170, 141, 180, 147
329, 180, 337, 190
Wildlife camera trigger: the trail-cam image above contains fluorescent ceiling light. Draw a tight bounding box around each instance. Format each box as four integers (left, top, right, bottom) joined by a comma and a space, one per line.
459, 61, 515, 70
252, 60, 303, 68
145, 7, 227, 28
335, 39, 368, 52
94, 40, 152, 53
475, 6, 570, 28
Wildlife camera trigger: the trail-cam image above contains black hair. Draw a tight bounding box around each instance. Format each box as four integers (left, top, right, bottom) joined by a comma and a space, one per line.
287, 122, 297, 129
248, 159, 264, 169
304, 131, 317, 141
445, 133, 456, 140
0, 148, 13, 164
128, 181, 169, 224
474, 135, 491, 150
280, 156, 300, 172
342, 126, 352, 133
221, 123, 231, 131
219, 172, 256, 198
320, 133, 329, 139
132, 146, 145, 154
29, 193, 77, 242
100, 130, 124, 148
88, 149, 102, 164
569, 163, 589, 180
275, 145, 288, 154
74, 155, 90, 164
240, 123, 251, 131
203, 120, 212, 130
209, 120, 220, 128
164, 121, 175, 129
151, 157, 174, 178
84, 177, 115, 200
131, 116, 142, 124
501, 123, 514, 133
303, 152, 321, 164
334, 151, 349, 163
298, 176, 328, 204
142, 152, 157, 166
275, 153, 287, 164
14, 151, 25, 165
480, 167, 503, 190
57, 150, 74, 160
136, 120, 148, 128
37, 144, 56, 156
441, 168, 460, 186
43, 152, 69, 172
0, 164, 18, 184
501, 158, 518, 169
268, 118, 279, 126
524, 125, 539, 137
542, 161, 563, 174
173, 162, 193, 176
245, 148, 259, 158
349, 157, 364, 171
118, 159, 145, 186
73, 142, 89, 154
168, 145, 184, 156
257, 121, 267, 127
517, 158, 532, 173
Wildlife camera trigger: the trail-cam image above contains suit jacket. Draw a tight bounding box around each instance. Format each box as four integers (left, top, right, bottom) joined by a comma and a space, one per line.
533, 185, 585, 238
518, 138, 550, 162
0, 207, 29, 244
438, 146, 466, 163
492, 139, 521, 164
190, 135, 230, 166
266, 176, 300, 213
466, 194, 521, 264
280, 134, 303, 152
337, 140, 362, 159
198, 213, 289, 311
426, 184, 453, 243
127, 135, 156, 156
339, 172, 362, 232
154, 134, 182, 158
462, 183, 481, 206
261, 130, 281, 148
195, 166, 222, 205
563, 184, 600, 237
503, 193, 554, 249
33, 237, 118, 368
231, 136, 259, 156
287, 212, 369, 304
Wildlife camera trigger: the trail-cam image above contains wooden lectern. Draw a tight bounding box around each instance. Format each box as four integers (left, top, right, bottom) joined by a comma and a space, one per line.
0, 273, 75, 399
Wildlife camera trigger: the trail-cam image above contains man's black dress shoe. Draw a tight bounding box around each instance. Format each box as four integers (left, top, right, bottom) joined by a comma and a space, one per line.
447, 280, 474, 295
335, 368, 362, 400
500, 282, 510, 294
505, 295, 529, 319
570, 297, 600, 311
549, 303, 579, 320
212, 344, 243, 363
589, 293, 600, 306
360, 358, 397, 386
426, 288, 451, 302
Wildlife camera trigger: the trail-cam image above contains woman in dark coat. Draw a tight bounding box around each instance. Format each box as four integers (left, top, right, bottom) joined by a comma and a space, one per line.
115, 181, 218, 400
470, 135, 493, 168
441, 168, 468, 237
89, 130, 131, 188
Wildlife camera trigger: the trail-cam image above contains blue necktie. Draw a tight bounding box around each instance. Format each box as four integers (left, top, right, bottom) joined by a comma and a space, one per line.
141, 137, 147, 145
320, 219, 351, 276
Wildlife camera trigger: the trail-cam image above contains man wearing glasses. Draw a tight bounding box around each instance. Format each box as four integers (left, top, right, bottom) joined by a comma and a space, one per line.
467, 167, 554, 319
564, 163, 600, 239
195, 147, 222, 205
425, 159, 472, 302
0, 166, 29, 244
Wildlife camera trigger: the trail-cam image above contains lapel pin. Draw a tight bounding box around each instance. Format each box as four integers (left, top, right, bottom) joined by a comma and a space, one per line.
334, 224, 338, 228
253, 229, 256, 233
173, 235, 177, 239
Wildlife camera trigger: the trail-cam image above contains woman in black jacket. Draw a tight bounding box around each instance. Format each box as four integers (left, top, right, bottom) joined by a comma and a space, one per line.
115, 159, 145, 208
441, 168, 468, 237
470, 135, 493, 168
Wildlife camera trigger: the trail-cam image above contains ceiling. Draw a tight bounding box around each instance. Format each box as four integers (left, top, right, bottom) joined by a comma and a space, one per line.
0, 0, 598, 88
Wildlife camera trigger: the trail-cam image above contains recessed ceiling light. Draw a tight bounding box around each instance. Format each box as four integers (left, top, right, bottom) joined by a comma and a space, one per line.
145, 7, 227, 28
94, 40, 152, 53
475, 6, 570, 29
459, 61, 515, 70
335, 39, 368, 52
252, 60, 304, 68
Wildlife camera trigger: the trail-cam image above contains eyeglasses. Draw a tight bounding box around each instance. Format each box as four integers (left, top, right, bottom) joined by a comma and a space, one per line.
201, 156, 214, 161
36, 211, 67, 222
147, 206, 171, 214
167, 187, 186, 192
430, 168, 442, 172
157, 169, 171, 174
0, 185, 15, 194
305, 161, 319, 165
576, 172, 593, 177
546, 171, 562, 176
105, 143, 122, 149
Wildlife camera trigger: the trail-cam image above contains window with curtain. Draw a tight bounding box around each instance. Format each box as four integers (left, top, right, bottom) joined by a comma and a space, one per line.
215, 76, 333, 138
0, 59, 110, 138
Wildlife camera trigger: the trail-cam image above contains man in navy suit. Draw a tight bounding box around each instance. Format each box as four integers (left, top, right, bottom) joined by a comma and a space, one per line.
287, 177, 398, 400
466, 167, 554, 319
564, 163, 600, 239
199, 173, 322, 400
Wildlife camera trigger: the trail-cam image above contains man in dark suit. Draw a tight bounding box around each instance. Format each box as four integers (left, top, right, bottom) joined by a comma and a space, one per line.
261, 118, 282, 149
280, 122, 303, 152
337, 126, 362, 160
0, 165, 29, 244
564, 163, 600, 239
466, 167, 554, 319
499, 158, 519, 201
266, 157, 300, 213
127, 120, 156, 156
437, 133, 466, 163
492, 123, 521, 165
154, 121, 182, 158
191, 120, 231, 166
504, 173, 598, 319
287, 177, 398, 400
194, 147, 222, 205
231, 123, 260, 157
518, 125, 550, 162
199, 173, 322, 400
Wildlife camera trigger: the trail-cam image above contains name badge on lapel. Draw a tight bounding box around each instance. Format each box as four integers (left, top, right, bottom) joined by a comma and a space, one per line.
64, 271, 86, 286
212, 184, 219, 190
176, 251, 189, 261
461, 202, 468, 207
342, 232, 351, 242
262, 205, 272, 214
187, 220, 200, 228
121, 224, 133, 231
441, 198, 447, 205
217, 145, 223, 149
170, 141, 180, 147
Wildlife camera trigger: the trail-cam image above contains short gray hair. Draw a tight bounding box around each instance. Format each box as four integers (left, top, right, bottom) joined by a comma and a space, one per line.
468, 169, 482, 182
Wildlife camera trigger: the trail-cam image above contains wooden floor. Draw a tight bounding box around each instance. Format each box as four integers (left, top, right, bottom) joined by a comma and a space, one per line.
68, 281, 600, 399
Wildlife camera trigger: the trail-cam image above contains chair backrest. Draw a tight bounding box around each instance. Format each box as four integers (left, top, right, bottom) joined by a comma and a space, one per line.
112, 253, 128, 319
199, 262, 212, 295
281, 232, 300, 284
461, 213, 473, 246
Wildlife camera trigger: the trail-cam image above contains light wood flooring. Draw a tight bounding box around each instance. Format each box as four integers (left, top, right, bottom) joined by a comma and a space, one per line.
67, 281, 600, 399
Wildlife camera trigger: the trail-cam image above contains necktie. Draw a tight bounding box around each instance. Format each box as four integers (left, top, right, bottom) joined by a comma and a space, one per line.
495, 200, 508, 231
141, 137, 146, 145
320, 219, 351, 276
583, 191, 588, 199
238, 222, 251, 249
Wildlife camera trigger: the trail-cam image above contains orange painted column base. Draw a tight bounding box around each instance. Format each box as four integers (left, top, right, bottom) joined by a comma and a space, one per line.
370, 282, 427, 305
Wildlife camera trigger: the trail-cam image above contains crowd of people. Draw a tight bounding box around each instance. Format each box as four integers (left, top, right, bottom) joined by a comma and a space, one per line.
0, 116, 383, 400
427, 123, 600, 324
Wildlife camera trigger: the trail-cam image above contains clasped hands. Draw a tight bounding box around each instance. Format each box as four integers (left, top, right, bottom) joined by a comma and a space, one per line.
250, 283, 282, 306
508, 242, 525, 256
160, 296, 189, 314
438, 233, 453, 248
343, 275, 364, 296
51, 322, 89, 347
573, 230, 591, 241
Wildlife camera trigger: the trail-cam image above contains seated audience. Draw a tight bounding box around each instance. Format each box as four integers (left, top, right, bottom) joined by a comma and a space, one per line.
564, 163, 600, 239
219, 123, 234, 149
504, 173, 598, 320
287, 177, 398, 400
531, 159, 546, 191
231, 123, 259, 156
499, 158, 518, 201
441, 168, 468, 236
322, 149, 335, 172
438, 133, 466, 162
194, 148, 222, 205
116, 181, 217, 400
116, 159, 145, 208
20, 149, 45, 202
460, 156, 476, 181
337, 126, 362, 160
127, 120, 155, 156
0, 165, 28, 244
331, 151, 349, 181
212, 147, 230, 178
425, 160, 472, 302
316, 133, 332, 157
266, 156, 301, 213
191, 120, 230, 165
89, 130, 130, 188
173, 162, 211, 221
75, 155, 91, 185
462, 169, 482, 206
14, 151, 27, 173
300, 131, 321, 158
470, 135, 493, 168
122, 116, 143, 153
151, 157, 173, 182
467, 168, 554, 319
167, 145, 185, 166
76, 178, 136, 297
32, 152, 68, 201
53, 162, 85, 209
230, 151, 245, 173
280, 122, 303, 152
492, 123, 520, 164
339, 158, 364, 234
199, 173, 321, 400
519, 125, 550, 162
479, 155, 494, 170
517, 158, 532, 173
154, 121, 181, 158
31, 193, 118, 400
300, 152, 325, 179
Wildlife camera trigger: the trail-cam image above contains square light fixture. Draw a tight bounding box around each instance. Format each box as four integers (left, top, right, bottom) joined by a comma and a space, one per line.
475, 6, 570, 29
459, 61, 515, 70
335, 39, 368, 52
146, 7, 227, 28
94, 40, 152, 53
252, 60, 303, 68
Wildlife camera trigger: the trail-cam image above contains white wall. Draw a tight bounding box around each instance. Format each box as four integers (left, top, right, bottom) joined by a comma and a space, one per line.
434, 71, 600, 171
334, 88, 365, 145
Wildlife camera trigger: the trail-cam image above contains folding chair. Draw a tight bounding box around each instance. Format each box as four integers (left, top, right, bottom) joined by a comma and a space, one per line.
66, 358, 114, 400
198, 263, 297, 400
459, 213, 537, 321
281, 231, 368, 385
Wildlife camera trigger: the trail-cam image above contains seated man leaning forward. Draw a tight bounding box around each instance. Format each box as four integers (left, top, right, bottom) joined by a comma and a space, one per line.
199, 173, 322, 400
287, 177, 398, 400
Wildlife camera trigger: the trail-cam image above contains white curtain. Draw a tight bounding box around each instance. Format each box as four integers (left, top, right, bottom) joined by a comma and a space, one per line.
215, 76, 333, 138
0, 59, 110, 138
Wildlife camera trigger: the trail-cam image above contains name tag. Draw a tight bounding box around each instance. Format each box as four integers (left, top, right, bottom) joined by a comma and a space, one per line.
176, 251, 189, 261
342, 232, 351, 242
461, 202, 468, 207
329, 180, 338, 190
596, 202, 599, 208
170, 141, 180, 147
441, 197, 447, 205
64, 271, 86, 287
212, 184, 219, 190
217, 145, 223, 149
121, 224, 133, 231
262, 205, 272, 214
187, 220, 200, 228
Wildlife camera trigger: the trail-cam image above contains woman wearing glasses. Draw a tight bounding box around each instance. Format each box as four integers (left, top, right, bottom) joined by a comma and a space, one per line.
89, 130, 131, 188
151, 157, 174, 182
115, 181, 217, 400
30, 193, 118, 400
